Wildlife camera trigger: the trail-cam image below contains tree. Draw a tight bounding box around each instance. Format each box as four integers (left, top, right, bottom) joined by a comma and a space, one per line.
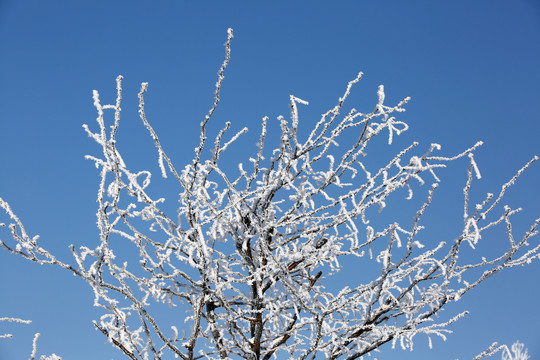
1, 28, 538, 360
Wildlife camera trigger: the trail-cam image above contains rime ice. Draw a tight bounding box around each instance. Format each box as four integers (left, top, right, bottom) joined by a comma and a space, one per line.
1, 29, 538, 360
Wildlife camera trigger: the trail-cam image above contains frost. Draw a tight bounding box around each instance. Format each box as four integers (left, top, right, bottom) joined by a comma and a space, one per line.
1, 29, 538, 360
502, 341, 530, 360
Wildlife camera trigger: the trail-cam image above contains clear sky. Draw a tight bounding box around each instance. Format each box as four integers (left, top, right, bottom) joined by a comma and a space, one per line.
0, 1, 539, 359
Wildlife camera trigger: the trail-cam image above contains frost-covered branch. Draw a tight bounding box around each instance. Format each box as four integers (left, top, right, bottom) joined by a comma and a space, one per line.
0, 318, 61, 359
470, 340, 530, 360
1, 29, 538, 359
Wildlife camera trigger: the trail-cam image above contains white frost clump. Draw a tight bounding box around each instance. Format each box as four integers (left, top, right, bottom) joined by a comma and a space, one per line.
502, 341, 530, 360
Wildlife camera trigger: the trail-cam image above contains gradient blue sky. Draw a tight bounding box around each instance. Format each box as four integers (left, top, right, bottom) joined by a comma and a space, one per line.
1, 1, 539, 359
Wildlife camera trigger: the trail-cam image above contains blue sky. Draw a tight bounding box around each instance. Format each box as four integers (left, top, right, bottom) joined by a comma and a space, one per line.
0, 1, 539, 359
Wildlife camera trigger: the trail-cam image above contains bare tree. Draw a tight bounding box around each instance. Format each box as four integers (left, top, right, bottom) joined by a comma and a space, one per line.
1, 28, 538, 360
